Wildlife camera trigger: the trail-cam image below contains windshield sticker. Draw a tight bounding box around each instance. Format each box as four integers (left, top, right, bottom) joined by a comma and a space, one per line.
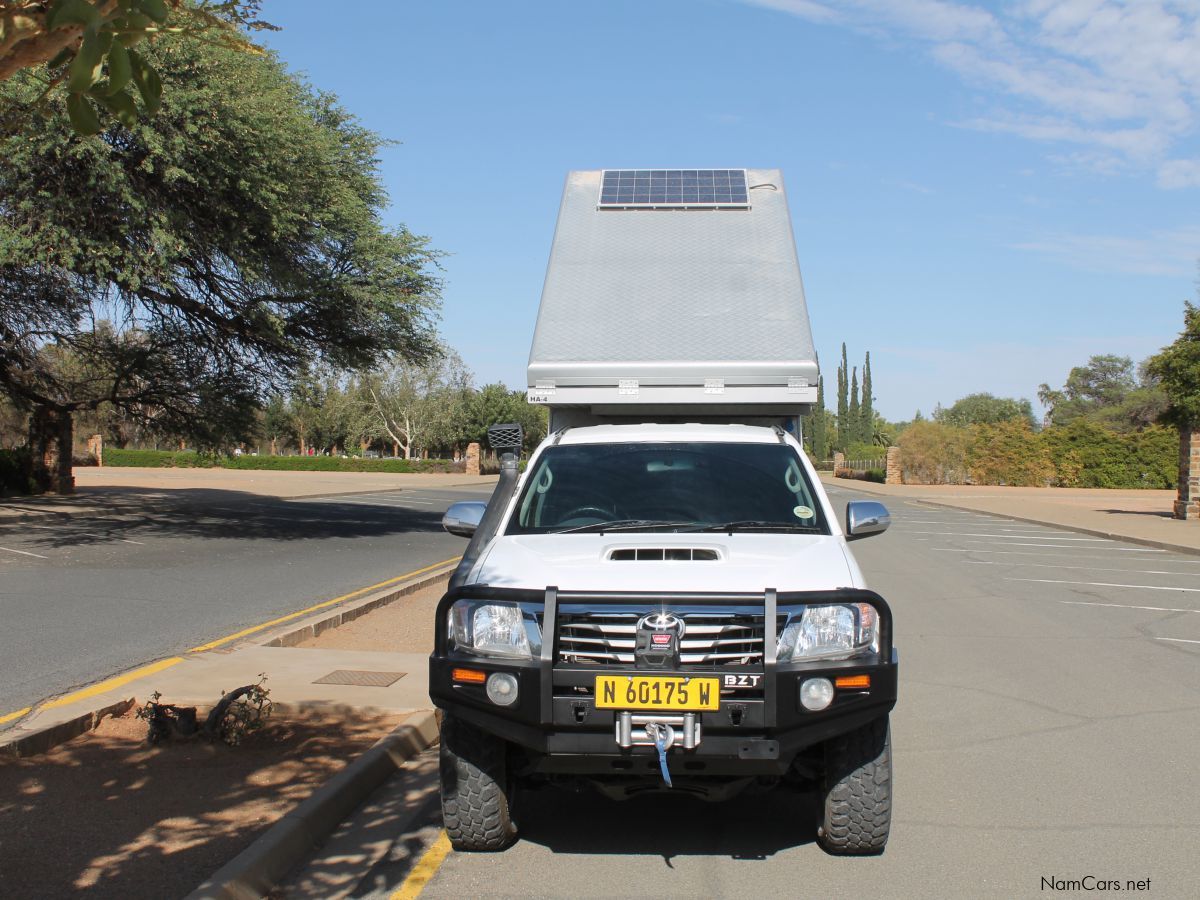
793, 505, 814, 519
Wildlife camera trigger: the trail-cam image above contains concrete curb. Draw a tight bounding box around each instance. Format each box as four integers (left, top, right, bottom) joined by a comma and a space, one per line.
186, 709, 440, 900
0, 563, 455, 758
261, 565, 455, 648
1, 698, 136, 759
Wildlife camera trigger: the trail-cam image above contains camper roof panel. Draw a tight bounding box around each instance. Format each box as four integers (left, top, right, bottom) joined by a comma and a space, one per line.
529, 169, 816, 384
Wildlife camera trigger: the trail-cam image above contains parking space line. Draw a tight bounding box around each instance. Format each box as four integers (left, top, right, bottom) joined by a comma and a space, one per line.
966, 560, 1200, 577
0, 546, 48, 559
392, 830, 452, 900
1017, 578, 1200, 593
1157, 637, 1200, 644
909, 530, 1109, 542
937, 547, 1171, 558
1059, 600, 1200, 613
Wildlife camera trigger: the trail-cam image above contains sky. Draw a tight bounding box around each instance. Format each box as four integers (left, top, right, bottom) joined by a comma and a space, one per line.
258, 1, 1200, 422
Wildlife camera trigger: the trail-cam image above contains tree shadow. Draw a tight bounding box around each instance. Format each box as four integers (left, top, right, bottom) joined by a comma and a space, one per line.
515, 783, 818, 860
0, 709, 403, 900
5, 485, 488, 549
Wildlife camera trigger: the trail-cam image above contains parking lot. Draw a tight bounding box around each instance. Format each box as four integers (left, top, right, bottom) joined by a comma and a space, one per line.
334, 483, 1199, 899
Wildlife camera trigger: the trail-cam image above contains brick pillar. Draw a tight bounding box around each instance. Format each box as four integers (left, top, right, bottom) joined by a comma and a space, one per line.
833, 451, 846, 478
885, 446, 902, 485
465, 442, 481, 476
87, 433, 103, 467
1174, 428, 1200, 519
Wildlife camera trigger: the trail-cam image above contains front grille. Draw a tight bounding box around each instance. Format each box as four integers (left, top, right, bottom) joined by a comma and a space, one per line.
555, 606, 785, 667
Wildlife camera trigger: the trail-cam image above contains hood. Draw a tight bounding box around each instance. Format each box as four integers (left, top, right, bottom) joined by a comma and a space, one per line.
470, 532, 861, 594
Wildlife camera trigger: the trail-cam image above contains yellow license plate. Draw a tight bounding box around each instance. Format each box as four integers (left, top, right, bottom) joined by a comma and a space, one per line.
594, 675, 720, 711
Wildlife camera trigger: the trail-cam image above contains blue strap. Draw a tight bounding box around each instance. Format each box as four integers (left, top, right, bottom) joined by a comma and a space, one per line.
654, 730, 673, 788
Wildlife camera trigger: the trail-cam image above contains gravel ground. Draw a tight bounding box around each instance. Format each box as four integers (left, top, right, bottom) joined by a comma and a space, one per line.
293, 581, 445, 655
0, 708, 405, 899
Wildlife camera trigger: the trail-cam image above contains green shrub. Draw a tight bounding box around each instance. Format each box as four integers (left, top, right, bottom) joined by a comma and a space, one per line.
0, 447, 38, 496
967, 420, 1053, 486
103, 447, 464, 474
864, 468, 886, 483
896, 421, 970, 484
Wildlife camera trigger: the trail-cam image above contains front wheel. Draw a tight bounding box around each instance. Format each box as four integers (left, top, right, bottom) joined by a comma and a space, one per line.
439, 714, 518, 851
817, 715, 892, 855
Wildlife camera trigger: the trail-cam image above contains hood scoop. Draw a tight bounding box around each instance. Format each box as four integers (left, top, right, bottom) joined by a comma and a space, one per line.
607, 547, 721, 562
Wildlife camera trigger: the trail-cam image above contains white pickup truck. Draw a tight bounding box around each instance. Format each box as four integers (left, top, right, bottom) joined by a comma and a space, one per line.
428, 168, 897, 854
430, 422, 895, 854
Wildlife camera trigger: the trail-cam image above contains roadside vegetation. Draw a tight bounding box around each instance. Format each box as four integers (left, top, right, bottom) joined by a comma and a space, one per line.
806, 346, 1188, 490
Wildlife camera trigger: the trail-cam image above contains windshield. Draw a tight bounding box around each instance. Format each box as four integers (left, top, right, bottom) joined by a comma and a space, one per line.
507, 442, 829, 535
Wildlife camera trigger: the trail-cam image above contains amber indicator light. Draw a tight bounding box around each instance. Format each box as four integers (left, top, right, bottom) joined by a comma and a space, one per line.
834, 675, 871, 689
452, 668, 487, 684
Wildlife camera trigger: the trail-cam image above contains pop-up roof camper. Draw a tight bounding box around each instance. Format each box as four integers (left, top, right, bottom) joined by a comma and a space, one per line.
526, 168, 819, 434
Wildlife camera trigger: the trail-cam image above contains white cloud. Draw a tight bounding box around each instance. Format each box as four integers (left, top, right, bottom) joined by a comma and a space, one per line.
1158, 158, 1200, 188
1013, 226, 1200, 276
740, 1, 1200, 186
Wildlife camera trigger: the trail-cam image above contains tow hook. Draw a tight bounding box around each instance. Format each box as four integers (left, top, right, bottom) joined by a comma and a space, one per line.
644, 722, 675, 787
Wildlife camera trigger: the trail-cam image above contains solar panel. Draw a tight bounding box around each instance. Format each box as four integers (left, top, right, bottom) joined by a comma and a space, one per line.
599, 169, 749, 209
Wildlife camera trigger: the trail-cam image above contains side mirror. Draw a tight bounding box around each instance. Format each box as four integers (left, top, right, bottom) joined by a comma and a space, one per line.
443, 501, 488, 538
846, 501, 890, 541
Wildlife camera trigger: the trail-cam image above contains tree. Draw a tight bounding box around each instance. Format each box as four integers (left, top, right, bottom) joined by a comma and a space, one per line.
457, 383, 548, 454
1145, 302, 1200, 429
1, 34, 441, 491
1040, 354, 1167, 431
0, 1, 272, 135
808, 369, 827, 461
848, 365, 860, 445
860, 351, 873, 447
836, 342, 848, 450
361, 349, 471, 460
935, 393, 1036, 428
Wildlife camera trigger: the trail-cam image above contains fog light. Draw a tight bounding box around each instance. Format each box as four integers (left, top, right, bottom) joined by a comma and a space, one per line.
800, 677, 834, 711
486, 672, 519, 706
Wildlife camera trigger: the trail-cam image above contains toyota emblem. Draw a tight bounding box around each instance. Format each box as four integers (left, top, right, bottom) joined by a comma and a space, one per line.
637, 612, 685, 638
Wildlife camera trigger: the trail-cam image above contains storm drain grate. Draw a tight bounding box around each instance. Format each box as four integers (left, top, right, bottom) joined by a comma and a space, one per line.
312, 670, 406, 688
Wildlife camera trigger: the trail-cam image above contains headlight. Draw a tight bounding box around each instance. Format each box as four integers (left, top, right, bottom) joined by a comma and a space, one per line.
448, 601, 542, 659
777, 603, 878, 661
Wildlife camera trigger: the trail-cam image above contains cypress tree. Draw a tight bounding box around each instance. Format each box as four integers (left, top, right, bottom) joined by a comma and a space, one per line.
811, 373, 827, 459
837, 343, 848, 450
861, 351, 873, 445
849, 366, 860, 450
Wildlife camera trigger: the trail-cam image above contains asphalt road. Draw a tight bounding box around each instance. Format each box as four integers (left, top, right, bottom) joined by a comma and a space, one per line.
350, 483, 1200, 900
0, 485, 493, 721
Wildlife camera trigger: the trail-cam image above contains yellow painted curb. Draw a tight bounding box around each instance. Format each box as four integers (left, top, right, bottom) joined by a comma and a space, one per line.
43, 657, 184, 709
392, 830, 452, 900
0, 706, 32, 725
188, 557, 461, 652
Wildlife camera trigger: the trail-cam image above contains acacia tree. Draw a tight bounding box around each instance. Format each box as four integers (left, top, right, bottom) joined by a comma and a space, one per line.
0, 34, 440, 491
0, 1, 272, 134
361, 348, 472, 460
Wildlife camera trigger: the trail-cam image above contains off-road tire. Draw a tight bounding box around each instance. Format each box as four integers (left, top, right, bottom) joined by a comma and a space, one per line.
818, 714, 892, 855
439, 714, 518, 851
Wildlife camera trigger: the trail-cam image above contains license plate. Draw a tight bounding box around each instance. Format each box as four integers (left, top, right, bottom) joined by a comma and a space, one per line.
594, 675, 720, 711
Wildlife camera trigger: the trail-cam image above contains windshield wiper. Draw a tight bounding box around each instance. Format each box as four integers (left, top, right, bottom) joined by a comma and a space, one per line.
551, 519, 697, 534
685, 520, 824, 533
